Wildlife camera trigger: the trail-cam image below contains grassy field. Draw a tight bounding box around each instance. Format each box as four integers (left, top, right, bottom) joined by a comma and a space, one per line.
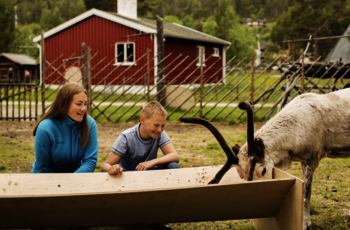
1, 120, 350, 230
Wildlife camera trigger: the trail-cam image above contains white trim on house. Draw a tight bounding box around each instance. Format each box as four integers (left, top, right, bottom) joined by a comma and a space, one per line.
213, 47, 219, 57
114, 42, 136, 65
33, 8, 156, 42
36, 43, 42, 86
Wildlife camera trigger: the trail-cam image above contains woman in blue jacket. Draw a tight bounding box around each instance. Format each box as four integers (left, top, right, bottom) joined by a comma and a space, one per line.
31, 82, 98, 173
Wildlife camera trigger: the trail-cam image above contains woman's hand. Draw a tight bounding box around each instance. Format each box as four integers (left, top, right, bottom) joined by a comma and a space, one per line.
108, 164, 123, 175
135, 160, 156, 171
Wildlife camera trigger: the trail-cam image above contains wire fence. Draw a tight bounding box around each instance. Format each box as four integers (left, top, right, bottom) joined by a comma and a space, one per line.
0, 69, 39, 121
2, 45, 350, 122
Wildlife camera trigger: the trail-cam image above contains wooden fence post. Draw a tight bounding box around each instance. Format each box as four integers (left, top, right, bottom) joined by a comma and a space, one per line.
301, 49, 304, 94
147, 48, 150, 102
156, 16, 166, 106
251, 50, 254, 111
200, 48, 204, 118
82, 43, 88, 91
87, 47, 92, 115
35, 69, 38, 120
41, 30, 45, 116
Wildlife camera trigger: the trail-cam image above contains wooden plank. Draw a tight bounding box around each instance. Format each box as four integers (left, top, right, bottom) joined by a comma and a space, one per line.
0, 167, 296, 228
254, 168, 304, 230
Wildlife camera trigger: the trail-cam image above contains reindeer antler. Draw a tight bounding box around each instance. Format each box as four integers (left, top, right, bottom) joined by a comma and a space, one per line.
179, 117, 238, 184
238, 101, 257, 181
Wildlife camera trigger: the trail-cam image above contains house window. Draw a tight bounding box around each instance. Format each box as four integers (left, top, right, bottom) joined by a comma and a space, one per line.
115, 43, 135, 65
213, 48, 219, 57
197, 46, 205, 66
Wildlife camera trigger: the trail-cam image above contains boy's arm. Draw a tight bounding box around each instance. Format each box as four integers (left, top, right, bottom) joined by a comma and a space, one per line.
135, 143, 179, 171
103, 134, 128, 175
101, 151, 123, 175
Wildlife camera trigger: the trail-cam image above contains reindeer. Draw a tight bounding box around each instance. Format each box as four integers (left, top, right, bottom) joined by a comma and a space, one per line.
180, 88, 350, 230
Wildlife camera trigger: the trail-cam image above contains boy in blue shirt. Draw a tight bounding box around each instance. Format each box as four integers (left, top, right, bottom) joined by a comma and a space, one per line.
102, 101, 180, 174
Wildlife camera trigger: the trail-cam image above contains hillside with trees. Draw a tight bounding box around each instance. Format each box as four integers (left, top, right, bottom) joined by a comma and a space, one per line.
1, 0, 350, 63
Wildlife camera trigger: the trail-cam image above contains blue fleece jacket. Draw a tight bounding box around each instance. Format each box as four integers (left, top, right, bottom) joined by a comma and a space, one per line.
31, 116, 99, 173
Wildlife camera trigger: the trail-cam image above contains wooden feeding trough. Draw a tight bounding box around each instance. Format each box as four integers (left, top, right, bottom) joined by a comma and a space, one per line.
0, 166, 303, 229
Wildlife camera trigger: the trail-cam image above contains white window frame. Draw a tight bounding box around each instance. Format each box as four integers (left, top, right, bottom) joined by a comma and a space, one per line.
213, 48, 219, 57
115, 42, 136, 66
196, 46, 206, 67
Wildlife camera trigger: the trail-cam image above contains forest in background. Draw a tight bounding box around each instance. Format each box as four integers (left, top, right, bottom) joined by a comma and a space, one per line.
1, 0, 350, 64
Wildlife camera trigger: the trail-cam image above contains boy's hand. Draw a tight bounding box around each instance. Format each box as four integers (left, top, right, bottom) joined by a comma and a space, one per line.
108, 164, 123, 175
136, 161, 156, 171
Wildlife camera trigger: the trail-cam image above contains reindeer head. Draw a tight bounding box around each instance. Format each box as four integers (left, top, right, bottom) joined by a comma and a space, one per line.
235, 102, 273, 181
179, 103, 273, 184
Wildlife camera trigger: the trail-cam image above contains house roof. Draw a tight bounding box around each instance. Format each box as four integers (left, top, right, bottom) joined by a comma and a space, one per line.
33, 8, 230, 46
325, 24, 350, 62
0, 53, 37, 65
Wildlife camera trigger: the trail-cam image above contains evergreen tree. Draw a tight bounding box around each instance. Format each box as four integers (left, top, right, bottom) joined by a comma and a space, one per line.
214, 0, 237, 41
202, 17, 216, 36
164, 15, 183, 25
0, 0, 15, 53
84, 0, 115, 12
271, 0, 350, 59
40, 6, 64, 31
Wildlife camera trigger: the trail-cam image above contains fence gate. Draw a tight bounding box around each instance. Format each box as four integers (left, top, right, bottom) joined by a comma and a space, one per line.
0, 70, 39, 121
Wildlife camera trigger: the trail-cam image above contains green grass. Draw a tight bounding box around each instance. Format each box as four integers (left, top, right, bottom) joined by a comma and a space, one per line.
0, 136, 35, 173
286, 159, 350, 229
1, 121, 350, 229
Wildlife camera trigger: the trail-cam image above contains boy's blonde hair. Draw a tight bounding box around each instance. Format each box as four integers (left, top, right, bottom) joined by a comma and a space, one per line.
141, 101, 167, 119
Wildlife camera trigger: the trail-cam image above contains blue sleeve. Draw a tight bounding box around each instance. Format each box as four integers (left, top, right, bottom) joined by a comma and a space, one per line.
34, 126, 55, 173
159, 131, 171, 148
75, 117, 99, 173
111, 134, 128, 157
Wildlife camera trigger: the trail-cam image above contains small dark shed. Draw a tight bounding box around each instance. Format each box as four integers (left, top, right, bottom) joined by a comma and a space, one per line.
0, 53, 39, 83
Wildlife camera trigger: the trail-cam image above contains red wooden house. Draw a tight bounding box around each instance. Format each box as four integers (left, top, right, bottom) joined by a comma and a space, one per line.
33, 2, 231, 88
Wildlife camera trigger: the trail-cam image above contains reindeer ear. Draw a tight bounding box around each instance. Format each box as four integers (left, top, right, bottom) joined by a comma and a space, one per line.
254, 138, 265, 159
232, 143, 241, 155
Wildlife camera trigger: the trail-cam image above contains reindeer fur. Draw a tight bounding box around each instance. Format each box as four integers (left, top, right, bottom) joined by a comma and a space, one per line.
181, 88, 350, 230
235, 89, 350, 230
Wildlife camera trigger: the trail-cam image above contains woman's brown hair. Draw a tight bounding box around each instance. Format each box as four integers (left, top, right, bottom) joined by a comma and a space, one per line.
33, 83, 89, 147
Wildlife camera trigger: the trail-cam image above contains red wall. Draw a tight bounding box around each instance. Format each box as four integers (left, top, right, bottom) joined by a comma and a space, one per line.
44, 16, 224, 86
44, 15, 154, 85
164, 37, 224, 85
